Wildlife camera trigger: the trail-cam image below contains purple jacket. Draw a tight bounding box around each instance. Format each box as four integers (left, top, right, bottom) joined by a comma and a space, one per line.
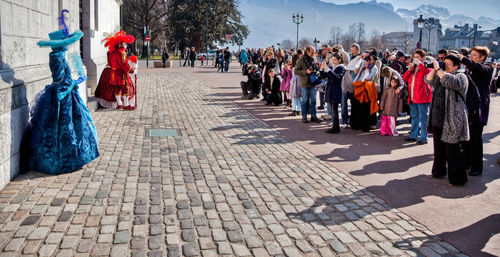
280, 68, 292, 92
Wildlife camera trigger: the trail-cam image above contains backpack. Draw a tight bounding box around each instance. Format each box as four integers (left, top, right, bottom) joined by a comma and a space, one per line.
460, 74, 481, 125
341, 71, 354, 94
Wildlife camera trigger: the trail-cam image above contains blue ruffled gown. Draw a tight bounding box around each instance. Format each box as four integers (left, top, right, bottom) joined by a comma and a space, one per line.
24, 51, 100, 174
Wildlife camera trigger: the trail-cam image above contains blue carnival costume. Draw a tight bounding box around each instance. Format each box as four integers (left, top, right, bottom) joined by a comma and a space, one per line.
23, 10, 99, 174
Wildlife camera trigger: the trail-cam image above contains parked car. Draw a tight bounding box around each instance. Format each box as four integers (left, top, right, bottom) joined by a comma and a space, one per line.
197, 49, 217, 60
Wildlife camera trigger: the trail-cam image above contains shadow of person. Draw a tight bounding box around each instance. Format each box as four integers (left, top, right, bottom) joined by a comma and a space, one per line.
350, 154, 434, 175
286, 179, 498, 256
315, 132, 418, 162
1, 57, 28, 178
393, 214, 500, 257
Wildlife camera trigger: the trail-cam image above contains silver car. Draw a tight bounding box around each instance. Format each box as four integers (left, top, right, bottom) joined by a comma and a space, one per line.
197, 49, 217, 60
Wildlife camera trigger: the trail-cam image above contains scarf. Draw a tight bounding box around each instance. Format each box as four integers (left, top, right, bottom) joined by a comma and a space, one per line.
355, 63, 375, 82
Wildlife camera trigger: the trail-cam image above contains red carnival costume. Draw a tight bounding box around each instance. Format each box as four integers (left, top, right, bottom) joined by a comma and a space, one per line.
95, 31, 138, 110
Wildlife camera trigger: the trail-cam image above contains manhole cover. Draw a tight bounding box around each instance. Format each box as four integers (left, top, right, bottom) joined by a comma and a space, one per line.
147, 129, 179, 137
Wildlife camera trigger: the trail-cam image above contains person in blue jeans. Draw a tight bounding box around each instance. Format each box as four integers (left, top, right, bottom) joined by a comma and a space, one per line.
294, 46, 321, 123
402, 49, 432, 144
223, 47, 231, 72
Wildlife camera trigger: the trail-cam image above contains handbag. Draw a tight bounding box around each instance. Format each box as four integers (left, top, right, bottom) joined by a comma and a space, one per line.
309, 72, 322, 86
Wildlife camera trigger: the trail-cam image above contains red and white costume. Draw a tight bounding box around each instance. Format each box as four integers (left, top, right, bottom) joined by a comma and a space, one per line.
95, 31, 138, 110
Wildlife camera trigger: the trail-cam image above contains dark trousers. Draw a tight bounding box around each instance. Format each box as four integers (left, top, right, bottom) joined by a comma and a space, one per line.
190, 59, 195, 67
251, 83, 261, 98
319, 91, 325, 108
266, 93, 281, 105
432, 127, 468, 185
349, 98, 371, 131
462, 124, 484, 173
183, 58, 189, 66
241, 81, 250, 96
331, 102, 340, 131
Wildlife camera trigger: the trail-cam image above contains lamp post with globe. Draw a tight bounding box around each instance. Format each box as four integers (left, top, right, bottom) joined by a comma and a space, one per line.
417, 15, 425, 49
292, 13, 304, 50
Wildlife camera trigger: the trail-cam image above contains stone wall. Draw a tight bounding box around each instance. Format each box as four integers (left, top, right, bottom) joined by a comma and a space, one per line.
82, 0, 122, 95
0, 0, 85, 190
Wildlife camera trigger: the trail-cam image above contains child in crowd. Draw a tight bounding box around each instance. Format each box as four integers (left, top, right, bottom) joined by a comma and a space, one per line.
379, 76, 403, 136
263, 69, 282, 106
280, 60, 293, 107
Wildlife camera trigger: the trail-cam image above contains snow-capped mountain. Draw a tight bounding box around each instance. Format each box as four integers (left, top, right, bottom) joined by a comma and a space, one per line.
396, 4, 499, 30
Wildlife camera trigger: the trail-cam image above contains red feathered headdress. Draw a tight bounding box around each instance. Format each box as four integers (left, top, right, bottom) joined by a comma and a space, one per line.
102, 31, 135, 52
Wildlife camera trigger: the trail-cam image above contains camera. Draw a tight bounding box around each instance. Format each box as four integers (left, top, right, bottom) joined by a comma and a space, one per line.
438, 61, 445, 70
424, 57, 434, 69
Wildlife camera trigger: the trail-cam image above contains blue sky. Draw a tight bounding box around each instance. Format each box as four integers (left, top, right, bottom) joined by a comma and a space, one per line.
320, 0, 500, 19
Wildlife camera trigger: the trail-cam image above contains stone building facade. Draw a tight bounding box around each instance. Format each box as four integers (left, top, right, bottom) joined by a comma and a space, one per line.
440, 24, 494, 52
413, 17, 442, 54
0, 0, 122, 190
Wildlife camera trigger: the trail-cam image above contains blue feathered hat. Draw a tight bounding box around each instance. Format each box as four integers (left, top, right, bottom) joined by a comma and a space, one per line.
37, 9, 83, 50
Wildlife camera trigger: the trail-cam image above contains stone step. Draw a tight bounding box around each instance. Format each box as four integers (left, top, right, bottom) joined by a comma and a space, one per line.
87, 96, 99, 112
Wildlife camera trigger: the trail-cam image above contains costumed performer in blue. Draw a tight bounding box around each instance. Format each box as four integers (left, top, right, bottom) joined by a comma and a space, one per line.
22, 9, 100, 174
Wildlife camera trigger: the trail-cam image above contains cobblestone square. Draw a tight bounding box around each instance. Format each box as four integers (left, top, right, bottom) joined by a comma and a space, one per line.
0, 69, 473, 256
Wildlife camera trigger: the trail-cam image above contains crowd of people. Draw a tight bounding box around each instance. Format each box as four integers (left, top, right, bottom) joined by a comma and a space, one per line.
234, 43, 498, 187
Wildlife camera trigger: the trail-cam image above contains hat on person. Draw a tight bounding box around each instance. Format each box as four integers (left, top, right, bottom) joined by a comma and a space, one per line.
396, 51, 405, 58
102, 31, 135, 52
37, 10, 83, 51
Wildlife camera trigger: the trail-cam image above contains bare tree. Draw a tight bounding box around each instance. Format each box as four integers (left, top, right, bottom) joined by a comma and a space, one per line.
298, 38, 312, 49
356, 22, 366, 42
122, 0, 169, 57
370, 29, 380, 49
281, 39, 294, 50
330, 26, 342, 45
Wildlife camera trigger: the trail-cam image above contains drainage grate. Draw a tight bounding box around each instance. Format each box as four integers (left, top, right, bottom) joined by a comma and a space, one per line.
147, 129, 179, 137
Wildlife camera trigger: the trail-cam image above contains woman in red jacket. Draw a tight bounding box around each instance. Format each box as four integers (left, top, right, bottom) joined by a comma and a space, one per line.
403, 49, 432, 144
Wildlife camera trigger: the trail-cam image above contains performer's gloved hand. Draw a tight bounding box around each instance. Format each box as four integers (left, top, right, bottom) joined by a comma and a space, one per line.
75, 76, 87, 84
133, 63, 138, 75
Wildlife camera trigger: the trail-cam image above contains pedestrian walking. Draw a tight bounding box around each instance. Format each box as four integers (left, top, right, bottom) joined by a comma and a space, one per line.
189, 47, 197, 68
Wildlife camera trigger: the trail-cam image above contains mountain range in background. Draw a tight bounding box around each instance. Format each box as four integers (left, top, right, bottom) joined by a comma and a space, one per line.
238, 0, 500, 48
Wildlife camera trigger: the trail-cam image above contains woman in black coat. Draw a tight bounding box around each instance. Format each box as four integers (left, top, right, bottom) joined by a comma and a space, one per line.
263, 69, 282, 105
320, 53, 346, 133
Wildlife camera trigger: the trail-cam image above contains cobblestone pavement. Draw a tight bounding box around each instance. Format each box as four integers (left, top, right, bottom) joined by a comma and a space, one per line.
0, 71, 467, 257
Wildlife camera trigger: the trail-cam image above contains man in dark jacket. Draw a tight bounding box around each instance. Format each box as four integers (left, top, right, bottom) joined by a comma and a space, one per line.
460, 46, 494, 176
295, 46, 321, 123
189, 47, 197, 68
223, 47, 231, 72
183, 47, 190, 67
248, 66, 262, 100
162, 48, 170, 68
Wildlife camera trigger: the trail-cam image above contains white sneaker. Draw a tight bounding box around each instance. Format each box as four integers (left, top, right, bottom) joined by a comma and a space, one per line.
328, 122, 333, 126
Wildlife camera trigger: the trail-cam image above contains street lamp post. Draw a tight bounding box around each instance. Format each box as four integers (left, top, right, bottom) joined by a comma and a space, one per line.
313, 37, 320, 50
417, 15, 425, 49
425, 21, 436, 52
292, 13, 304, 50
472, 24, 482, 47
